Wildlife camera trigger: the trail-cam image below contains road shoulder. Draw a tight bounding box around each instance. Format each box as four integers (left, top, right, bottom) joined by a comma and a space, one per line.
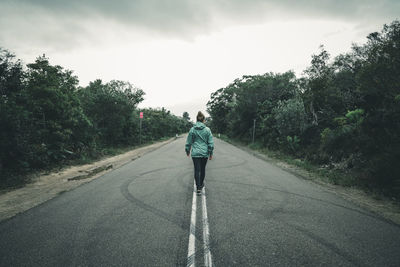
216, 138, 400, 226
0, 138, 176, 222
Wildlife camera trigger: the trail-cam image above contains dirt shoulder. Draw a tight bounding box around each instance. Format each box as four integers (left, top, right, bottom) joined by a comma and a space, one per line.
218, 138, 400, 226
0, 138, 176, 222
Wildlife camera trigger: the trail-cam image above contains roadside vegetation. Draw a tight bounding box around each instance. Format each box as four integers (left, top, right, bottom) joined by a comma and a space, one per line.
207, 20, 400, 198
0, 53, 192, 189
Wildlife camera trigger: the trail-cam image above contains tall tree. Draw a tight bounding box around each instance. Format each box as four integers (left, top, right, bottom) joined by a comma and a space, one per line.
182, 111, 190, 121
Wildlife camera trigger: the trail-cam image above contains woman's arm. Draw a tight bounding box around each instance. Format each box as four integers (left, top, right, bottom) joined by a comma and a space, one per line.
185, 129, 193, 156
207, 129, 214, 159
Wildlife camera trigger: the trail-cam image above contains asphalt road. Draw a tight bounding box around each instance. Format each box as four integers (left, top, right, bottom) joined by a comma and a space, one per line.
1, 137, 400, 266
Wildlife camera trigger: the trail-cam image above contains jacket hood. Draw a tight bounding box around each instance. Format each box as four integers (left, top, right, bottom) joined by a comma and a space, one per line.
194, 121, 206, 130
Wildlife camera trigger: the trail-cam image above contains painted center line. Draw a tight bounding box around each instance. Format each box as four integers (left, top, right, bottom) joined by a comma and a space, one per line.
202, 186, 212, 267
186, 181, 213, 267
187, 181, 197, 267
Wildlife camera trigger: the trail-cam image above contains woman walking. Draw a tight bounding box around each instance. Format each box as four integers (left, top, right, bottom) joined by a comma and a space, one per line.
185, 111, 214, 195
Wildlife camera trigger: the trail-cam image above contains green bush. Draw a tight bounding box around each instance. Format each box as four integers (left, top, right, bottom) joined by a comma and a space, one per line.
207, 20, 400, 195
0, 50, 190, 188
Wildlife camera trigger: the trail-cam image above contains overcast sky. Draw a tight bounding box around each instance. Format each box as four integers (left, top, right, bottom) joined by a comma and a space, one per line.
1, 0, 399, 120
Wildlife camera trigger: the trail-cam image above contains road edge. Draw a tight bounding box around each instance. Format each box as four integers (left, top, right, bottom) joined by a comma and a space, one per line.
216, 137, 400, 226
0, 137, 179, 222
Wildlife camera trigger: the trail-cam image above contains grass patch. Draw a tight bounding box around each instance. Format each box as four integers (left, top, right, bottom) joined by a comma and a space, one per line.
218, 134, 360, 188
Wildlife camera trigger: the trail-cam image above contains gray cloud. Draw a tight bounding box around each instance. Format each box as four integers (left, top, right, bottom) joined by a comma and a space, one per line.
9, 0, 400, 24
1, 0, 399, 51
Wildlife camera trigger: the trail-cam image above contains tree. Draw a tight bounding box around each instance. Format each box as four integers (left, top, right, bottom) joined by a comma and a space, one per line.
206, 86, 236, 134
352, 21, 400, 185
0, 49, 191, 188
24, 55, 92, 164
182, 111, 190, 121
78, 79, 145, 146
182, 111, 193, 131
140, 108, 188, 141
272, 96, 307, 153
0, 48, 26, 184
206, 20, 400, 195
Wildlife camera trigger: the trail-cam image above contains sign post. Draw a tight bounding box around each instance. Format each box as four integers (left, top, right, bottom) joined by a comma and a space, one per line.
252, 119, 256, 144
139, 112, 143, 144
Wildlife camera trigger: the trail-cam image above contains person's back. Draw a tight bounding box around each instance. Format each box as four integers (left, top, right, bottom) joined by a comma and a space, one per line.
185, 111, 214, 195
187, 122, 213, 157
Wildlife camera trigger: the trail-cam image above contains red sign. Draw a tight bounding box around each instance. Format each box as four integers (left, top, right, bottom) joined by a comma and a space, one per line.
140, 112, 143, 119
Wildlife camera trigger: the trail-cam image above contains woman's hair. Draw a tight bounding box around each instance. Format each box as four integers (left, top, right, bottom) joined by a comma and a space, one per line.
196, 111, 205, 122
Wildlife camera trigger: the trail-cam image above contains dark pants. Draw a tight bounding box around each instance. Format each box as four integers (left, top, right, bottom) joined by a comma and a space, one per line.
192, 157, 208, 190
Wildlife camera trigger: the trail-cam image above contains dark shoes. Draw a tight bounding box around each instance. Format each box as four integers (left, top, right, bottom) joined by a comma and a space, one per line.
196, 184, 204, 195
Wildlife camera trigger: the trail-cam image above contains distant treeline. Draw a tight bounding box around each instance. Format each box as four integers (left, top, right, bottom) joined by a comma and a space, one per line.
0, 53, 192, 187
207, 20, 400, 194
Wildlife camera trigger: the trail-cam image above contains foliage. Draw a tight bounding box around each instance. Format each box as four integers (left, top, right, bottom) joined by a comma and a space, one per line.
182, 111, 190, 121
78, 79, 145, 146
285, 135, 301, 154
24, 56, 92, 165
0, 48, 27, 185
0, 51, 188, 188
207, 71, 298, 143
206, 87, 235, 134
272, 96, 307, 145
182, 111, 193, 130
140, 107, 189, 142
207, 20, 400, 195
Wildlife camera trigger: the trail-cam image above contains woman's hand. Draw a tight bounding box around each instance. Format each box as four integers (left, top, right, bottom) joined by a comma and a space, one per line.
209, 155, 213, 160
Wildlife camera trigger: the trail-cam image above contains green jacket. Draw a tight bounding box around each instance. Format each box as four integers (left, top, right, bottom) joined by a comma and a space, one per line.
185, 122, 214, 158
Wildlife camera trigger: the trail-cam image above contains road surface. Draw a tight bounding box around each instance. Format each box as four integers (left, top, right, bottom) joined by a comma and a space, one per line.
1, 137, 400, 266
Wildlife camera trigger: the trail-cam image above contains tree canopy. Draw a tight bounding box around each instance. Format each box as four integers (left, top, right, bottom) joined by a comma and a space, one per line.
207, 20, 400, 194
0, 52, 190, 187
